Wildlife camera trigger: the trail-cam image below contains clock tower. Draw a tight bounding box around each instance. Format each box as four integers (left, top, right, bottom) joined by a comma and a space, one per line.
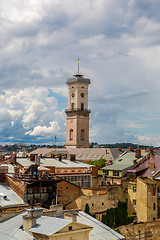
65, 70, 91, 148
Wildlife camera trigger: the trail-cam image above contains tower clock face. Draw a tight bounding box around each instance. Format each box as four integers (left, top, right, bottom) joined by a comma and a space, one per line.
81, 92, 84, 98
71, 93, 75, 98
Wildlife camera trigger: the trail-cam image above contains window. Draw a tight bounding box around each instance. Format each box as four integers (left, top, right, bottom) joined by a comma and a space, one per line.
70, 129, 73, 140
153, 203, 156, 211
69, 226, 72, 231
105, 170, 109, 175
113, 171, 119, 176
71, 103, 74, 110
92, 203, 94, 206
102, 202, 104, 206
28, 188, 33, 194
133, 186, 136, 192
133, 199, 136, 206
81, 103, 84, 110
153, 188, 156, 196
81, 129, 85, 141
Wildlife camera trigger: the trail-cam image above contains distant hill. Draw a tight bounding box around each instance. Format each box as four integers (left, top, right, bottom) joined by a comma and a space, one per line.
92, 142, 156, 149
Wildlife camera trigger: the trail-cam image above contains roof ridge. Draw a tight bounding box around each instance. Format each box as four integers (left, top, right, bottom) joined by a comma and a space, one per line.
78, 211, 125, 239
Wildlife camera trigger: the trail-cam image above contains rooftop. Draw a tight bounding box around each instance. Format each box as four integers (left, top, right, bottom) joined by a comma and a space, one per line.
0, 209, 125, 240
102, 151, 150, 171
0, 183, 24, 206
66, 75, 90, 84
0, 212, 35, 240
16, 157, 92, 169
30, 147, 124, 162
130, 156, 160, 179
77, 211, 125, 240
29, 216, 72, 235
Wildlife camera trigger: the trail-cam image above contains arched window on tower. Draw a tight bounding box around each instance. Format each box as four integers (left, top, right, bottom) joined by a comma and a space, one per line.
70, 129, 73, 141
81, 129, 85, 141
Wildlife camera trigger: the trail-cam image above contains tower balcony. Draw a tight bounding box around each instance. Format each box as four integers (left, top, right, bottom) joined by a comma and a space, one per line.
65, 108, 91, 113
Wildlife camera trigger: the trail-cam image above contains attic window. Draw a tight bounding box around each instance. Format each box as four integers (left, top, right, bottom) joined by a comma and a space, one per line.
69, 226, 72, 231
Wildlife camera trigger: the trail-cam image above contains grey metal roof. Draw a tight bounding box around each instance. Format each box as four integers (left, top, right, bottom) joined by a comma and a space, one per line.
30, 147, 115, 162
0, 212, 36, 240
66, 77, 90, 84
0, 183, 24, 206
102, 152, 149, 171
29, 216, 71, 235
17, 157, 92, 169
77, 211, 125, 240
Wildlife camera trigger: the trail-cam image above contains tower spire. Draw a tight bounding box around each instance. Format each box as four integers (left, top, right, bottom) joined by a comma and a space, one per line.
78, 58, 80, 74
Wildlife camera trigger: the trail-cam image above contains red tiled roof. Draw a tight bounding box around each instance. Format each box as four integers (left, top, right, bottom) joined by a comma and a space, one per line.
131, 156, 160, 178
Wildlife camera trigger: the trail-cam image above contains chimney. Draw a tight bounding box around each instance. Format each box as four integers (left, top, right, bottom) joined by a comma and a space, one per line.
14, 166, 19, 177
58, 154, 62, 161
133, 160, 137, 166
23, 208, 43, 231
135, 148, 141, 158
12, 153, 16, 164
148, 163, 155, 168
30, 154, 36, 162
117, 147, 122, 151
105, 149, 107, 154
70, 154, 76, 161
35, 155, 40, 166
64, 212, 77, 222
40, 154, 42, 158
51, 154, 55, 158
129, 147, 134, 151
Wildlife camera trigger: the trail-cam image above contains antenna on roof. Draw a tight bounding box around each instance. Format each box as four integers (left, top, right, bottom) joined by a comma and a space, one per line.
78, 58, 80, 74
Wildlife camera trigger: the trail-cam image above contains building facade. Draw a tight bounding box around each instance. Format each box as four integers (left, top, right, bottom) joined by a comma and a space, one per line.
65, 73, 91, 148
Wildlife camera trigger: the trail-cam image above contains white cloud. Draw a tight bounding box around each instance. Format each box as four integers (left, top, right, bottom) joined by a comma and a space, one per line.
138, 135, 160, 147
0, 0, 160, 144
25, 120, 60, 137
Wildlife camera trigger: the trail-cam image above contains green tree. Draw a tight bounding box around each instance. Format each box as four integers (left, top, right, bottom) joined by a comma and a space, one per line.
89, 158, 106, 167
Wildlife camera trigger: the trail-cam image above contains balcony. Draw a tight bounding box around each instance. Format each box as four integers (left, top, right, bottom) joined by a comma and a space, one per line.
65, 108, 91, 113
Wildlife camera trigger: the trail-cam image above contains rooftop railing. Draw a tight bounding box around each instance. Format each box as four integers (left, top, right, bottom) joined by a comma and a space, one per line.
65, 108, 91, 113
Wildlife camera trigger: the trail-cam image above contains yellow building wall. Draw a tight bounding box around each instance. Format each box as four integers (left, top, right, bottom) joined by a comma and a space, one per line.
127, 182, 137, 216
66, 193, 119, 217
98, 169, 103, 175
32, 223, 91, 240
50, 231, 90, 240
109, 170, 113, 176
136, 178, 157, 222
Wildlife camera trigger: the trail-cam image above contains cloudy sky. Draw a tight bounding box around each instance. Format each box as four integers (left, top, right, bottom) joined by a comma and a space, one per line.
1, 0, 160, 146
